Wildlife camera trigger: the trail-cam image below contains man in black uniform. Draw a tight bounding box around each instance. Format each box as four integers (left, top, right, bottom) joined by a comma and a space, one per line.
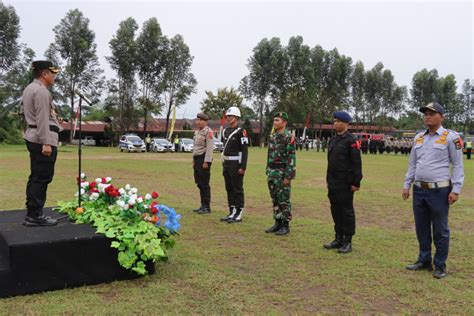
324, 111, 363, 253
220, 106, 249, 223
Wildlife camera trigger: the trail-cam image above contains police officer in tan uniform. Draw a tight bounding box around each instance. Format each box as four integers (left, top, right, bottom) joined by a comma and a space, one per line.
192, 113, 214, 214
22, 60, 61, 226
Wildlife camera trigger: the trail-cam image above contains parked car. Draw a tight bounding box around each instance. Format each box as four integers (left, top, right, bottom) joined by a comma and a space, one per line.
119, 134, 146, 153
152, 138, 174, 152
71, 136, 96, 146
179, 138, 194, 152
213, 139, 224, 152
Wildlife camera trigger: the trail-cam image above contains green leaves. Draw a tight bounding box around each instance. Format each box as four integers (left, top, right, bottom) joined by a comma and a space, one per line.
57, 199, 175, 276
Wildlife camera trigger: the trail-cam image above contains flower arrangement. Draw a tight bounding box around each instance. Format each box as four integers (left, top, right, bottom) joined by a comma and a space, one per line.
57, 173, 181, 275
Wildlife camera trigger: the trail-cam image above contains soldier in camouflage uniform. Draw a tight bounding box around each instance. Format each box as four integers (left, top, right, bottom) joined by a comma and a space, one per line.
264, 112, 296, 236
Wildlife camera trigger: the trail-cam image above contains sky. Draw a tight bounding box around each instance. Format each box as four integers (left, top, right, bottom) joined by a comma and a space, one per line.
5, 0, 474, 118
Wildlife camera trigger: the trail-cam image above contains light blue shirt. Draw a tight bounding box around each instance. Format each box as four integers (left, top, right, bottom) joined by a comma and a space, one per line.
404, 126, 464, 194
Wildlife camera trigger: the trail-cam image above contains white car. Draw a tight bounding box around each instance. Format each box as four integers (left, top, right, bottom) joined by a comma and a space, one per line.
179, 138, 194, 152
152, 138, 174, 152
119, 134, 146, 153
71, 136, 96, 146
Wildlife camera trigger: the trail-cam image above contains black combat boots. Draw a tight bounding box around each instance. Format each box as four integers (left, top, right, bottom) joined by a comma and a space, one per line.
323, 234, 343, 249
265, 219, 281, 233
274, 221, 289, 235
338, 235, 352, 253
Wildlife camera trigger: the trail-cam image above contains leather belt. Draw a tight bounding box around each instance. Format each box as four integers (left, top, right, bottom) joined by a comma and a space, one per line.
28, 125, 60, 133
222, 155, 240, 161
414, 180, 451, 189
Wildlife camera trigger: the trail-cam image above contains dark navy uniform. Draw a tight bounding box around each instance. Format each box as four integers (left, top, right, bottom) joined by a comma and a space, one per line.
327, 132, 362, 243
220, 127, 248, 222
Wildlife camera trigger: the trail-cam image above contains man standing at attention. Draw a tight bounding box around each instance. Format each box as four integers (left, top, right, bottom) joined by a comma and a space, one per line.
220, 106, 249, 223
22, 60, 61, 226
265, 112, 296, 236
324, 111, 362, 254
192, 113, 214, 214
403, 102, 464, 279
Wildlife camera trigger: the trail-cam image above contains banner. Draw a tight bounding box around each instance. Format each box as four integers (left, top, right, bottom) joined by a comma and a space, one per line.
167, 106, 177, 141
302, 113, 310, 139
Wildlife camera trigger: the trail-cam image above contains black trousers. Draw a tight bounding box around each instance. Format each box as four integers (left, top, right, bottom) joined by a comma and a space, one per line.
328, 187, 355, 236
193, 155, 211, 208
222, 161, 244, 209
25, 141, 57, 217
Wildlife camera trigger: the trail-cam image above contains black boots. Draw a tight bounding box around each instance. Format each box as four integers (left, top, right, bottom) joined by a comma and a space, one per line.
338, 235, 352, 253
193, 206, 203, 212
23, 215, 58, 226
197, 207, 211, 214
274, 221, 289, 235
265, 220, 281, 233
323, 234, 343, 249
324, 234, 352, 253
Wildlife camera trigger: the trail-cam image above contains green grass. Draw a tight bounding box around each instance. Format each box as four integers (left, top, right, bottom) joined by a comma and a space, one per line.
0, 144, 473, 314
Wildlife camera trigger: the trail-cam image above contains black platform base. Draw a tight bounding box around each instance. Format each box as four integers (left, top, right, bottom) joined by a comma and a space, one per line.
0, 208, 154, 298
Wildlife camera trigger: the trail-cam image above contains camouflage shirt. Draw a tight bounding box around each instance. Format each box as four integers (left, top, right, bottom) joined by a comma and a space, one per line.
266, 129, 296, 180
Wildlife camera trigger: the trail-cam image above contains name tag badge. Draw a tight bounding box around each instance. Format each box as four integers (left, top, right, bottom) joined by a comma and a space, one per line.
435, 140, 448, 145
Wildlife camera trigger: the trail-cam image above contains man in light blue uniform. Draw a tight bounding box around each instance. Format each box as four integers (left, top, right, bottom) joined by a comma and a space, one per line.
402, 102, 464, 279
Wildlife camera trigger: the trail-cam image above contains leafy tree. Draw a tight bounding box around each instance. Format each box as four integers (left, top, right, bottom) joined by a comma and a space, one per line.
459, 79, 473, 133
410, 68, 440, 110
159, 34, 197, 138
136, 17, 167, 135
107, 17, 139, 132
0, 2, 20, 73
350, 61, 367, 123
200, 87, 244, 119
240, 37, 287, 145
46, 9, 105, 142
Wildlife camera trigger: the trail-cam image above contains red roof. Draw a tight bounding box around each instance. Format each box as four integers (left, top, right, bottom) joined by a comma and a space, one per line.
60, 121, 107, 132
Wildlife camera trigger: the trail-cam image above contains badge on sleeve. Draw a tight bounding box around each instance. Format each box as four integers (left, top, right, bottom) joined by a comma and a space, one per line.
241, 137, 249, 145
453, 137, 463, 150
351, 140, 361, 150
208, 130, 213, 139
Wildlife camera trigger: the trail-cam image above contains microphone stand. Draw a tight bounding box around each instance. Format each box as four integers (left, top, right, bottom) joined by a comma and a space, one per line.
57, 95, 84, 221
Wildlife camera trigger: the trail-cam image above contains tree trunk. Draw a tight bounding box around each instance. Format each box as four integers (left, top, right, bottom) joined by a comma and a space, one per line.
165, 99, 173, 139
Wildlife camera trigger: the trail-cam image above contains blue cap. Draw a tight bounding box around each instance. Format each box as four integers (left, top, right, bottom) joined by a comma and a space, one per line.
333, 111, 352, 123
419, 102, 444, 114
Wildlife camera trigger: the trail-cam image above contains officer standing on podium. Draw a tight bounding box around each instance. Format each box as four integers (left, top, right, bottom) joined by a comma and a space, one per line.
220, 106, 249, 223
403, 102, 464, 279
22, 60, 61, 226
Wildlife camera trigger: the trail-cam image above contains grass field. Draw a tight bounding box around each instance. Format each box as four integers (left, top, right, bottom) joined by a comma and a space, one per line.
0, 144, 473, 314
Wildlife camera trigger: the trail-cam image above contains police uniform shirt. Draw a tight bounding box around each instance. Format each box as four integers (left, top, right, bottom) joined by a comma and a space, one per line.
222, 127, 249, 169
404, 126, 464, 194
193, 126, 214, 162
22, 79, 60, 146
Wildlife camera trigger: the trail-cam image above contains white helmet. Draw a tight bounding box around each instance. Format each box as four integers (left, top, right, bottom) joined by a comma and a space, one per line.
226, 106, 241, 118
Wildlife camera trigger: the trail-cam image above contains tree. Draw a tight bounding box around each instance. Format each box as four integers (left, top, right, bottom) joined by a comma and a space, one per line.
107, 17, 139, 132
436, 74, 460, 128
459, 79, 473, 133
0, 2, 20, 73
200, 87, 244, 119
240, 37, 287, 145
159, 34, 197, 138
350, 61, 366, 123
410, 68, 439, 110
364, 62, 384, 124
136, 17, 167, 135
46, 9, 105, 142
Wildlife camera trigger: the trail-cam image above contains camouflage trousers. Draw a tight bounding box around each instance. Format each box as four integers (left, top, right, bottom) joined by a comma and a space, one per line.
267, 169, 292, 221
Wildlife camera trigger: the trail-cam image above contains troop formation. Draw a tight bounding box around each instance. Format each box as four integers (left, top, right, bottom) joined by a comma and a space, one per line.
21, 60, 466, 280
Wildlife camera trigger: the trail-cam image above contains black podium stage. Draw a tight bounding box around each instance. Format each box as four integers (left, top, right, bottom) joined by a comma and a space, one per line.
0, 208, 154, 298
